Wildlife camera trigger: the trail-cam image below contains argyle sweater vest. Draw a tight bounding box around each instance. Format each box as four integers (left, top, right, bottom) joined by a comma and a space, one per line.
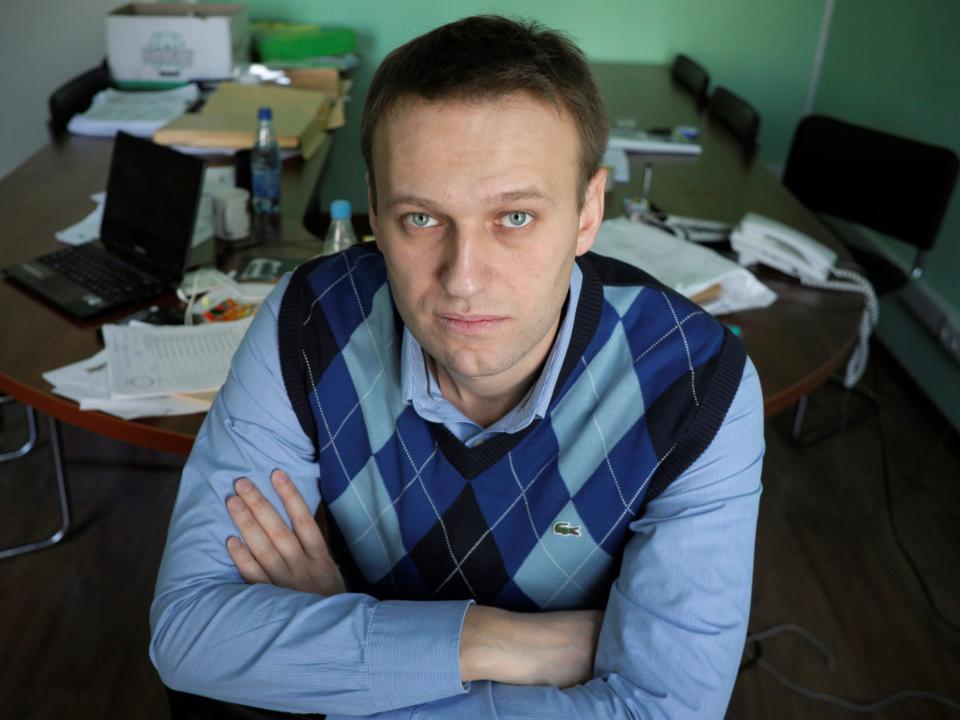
277, 244, 746, 611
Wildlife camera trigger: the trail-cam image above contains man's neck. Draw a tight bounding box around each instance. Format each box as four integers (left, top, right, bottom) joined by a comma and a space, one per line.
425, 356, 526, 428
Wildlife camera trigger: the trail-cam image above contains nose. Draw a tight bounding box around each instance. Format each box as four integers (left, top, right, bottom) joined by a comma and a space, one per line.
439, 223, 487, 299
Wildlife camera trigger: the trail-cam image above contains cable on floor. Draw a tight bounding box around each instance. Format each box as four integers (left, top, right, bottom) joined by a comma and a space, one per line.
745, 624, 960, 713
873, 352, 960, 635
737, 639, 762, 675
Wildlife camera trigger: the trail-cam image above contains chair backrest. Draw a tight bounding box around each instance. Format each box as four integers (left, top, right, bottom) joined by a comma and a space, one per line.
670, 54, 709, 105
783, 115, 959, 251
708, 86, 760, 154
48, 61, 111, 139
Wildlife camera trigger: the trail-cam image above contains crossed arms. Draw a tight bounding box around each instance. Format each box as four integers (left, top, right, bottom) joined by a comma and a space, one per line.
226, 468, 603, 689
149, 280, 764, 719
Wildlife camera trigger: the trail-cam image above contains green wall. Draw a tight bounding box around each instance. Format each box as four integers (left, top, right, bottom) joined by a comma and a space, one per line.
231, 0, 826, 209
814, 0, 960, 427
815, 0, 960, 307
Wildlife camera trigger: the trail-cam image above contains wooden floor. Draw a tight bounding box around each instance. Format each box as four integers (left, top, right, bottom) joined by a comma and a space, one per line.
1, 345, 958, 719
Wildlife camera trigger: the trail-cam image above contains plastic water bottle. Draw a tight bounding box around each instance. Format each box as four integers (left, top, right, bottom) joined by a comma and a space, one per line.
251, 107, 281, 215
322, 199, 357, 255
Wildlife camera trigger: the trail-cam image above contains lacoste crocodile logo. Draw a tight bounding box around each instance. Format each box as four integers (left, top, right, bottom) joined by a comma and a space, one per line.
553, 521, 582, 537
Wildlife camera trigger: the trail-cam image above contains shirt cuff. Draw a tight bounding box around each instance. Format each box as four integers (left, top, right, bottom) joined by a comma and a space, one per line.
366, 599, 474, 709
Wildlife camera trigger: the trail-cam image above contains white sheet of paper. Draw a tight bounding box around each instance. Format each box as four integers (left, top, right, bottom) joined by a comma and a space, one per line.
43, 349, 211, 419
593, 217, 777, 315
78, 394, 210, 419
55, 191, 106, 246
67, 85, 200, 138
42, 349, 110, 393
103, 319, 251, 399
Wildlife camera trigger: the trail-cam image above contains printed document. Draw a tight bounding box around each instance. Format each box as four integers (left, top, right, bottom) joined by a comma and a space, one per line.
103, 319, 251, 399
43, 349, 211, 419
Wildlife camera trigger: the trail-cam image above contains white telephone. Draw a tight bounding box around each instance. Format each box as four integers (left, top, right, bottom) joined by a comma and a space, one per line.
730, 212, 837, 282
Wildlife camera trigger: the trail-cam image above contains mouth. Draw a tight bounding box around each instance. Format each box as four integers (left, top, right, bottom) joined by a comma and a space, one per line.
436, 312, 507, 335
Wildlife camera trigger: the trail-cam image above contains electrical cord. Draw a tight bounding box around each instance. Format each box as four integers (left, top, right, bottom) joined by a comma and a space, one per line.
737, 639, 762, 675
747, 624, 835, 669
874, 359, 960, 635
740, 353, 960, 713
744, 624, 960, 713
799, 266, 879, 388
182, 270, 201, 326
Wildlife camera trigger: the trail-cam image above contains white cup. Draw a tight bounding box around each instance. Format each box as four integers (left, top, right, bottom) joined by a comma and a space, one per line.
212, 187, 251, 240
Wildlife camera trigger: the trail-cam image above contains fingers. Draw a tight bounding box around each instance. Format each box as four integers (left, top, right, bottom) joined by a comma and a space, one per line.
270, 469, 328, 560
226, 536, 271, 584
226, 482, 295, 584
225, 472, 345, 595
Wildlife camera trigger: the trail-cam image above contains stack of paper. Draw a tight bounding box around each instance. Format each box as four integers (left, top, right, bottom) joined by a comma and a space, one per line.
67, 85, 200, 138
154, 83, 333, 158
42, 319, 251, 419
42, 350, 212, 419
593, 217, 776, 315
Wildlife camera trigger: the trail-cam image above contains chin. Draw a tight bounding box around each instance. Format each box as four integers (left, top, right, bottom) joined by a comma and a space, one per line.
440, 347, 514, 380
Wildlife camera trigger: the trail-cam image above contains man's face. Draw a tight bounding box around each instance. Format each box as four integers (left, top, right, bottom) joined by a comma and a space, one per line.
369, 93, 604, 395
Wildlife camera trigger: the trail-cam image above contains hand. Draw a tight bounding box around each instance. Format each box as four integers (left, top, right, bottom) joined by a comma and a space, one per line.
225, 469, 346, 596
460, 605, 603, 688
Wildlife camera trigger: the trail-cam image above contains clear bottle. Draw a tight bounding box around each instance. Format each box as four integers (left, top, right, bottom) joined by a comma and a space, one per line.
322, 199, 358, 255
251, 107, 281, 215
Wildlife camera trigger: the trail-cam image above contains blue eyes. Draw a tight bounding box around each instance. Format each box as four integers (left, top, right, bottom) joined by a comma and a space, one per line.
502, 211, 532, 228
408, 212, 437, 228
403, 211, 533, 229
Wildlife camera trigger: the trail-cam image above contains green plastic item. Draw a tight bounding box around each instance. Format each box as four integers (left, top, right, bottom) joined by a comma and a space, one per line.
252, 22, 356, 61
114, 79, 191, 91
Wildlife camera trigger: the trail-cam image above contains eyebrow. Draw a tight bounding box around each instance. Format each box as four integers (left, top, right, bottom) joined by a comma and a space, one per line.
388, 187, 555, 210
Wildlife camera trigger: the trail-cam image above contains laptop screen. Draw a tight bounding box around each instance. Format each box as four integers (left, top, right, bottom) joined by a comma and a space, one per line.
100, 132, 206, 280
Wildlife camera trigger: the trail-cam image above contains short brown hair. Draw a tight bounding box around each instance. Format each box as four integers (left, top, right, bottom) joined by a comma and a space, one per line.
361, 15, 609, 209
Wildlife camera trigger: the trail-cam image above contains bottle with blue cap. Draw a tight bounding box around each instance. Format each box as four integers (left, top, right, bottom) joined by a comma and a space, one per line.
322, 199, 358, 255
251, 107, 281, 215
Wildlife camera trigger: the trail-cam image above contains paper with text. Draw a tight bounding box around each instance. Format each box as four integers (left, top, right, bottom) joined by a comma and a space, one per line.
103, 319, 251, 399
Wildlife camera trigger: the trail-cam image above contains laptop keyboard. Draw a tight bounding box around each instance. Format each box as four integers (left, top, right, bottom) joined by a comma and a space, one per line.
38, 245, 167, 304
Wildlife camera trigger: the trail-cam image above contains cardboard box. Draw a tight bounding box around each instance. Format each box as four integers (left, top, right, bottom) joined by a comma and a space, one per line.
107, 3, 249, 85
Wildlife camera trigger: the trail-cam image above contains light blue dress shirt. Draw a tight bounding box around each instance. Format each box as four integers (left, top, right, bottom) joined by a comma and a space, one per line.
150, 270, 764, 719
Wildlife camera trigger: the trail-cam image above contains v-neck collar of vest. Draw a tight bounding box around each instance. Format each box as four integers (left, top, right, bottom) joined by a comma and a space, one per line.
429, 255, 605, 480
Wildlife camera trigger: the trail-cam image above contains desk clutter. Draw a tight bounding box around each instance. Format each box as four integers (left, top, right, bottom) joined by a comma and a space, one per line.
593, 216, 777, 316
67, 4, 354, 160
68, 78, 348, 159
41, 269, 275, 419
41, 321, 243, 420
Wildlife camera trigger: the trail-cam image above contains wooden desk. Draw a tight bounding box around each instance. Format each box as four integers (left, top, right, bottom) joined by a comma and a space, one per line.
593, 64, 862, 417
0, 67, 862, 457
0, 135, 331, 455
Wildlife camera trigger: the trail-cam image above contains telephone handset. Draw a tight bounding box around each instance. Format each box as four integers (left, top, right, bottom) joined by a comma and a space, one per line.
730, 213, 837, 282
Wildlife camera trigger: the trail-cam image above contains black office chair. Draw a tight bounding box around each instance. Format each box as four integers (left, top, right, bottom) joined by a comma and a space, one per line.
783, 114, 958, 444
707, 86, 760, 154
48, 60, 111, 139
670, 54, 710, 106
784, 114, 959, 295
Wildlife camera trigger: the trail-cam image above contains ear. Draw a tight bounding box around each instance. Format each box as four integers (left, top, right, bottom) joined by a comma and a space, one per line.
575, 167, 606, 256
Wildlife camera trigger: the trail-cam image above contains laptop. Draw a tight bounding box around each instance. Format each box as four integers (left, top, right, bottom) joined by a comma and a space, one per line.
3, 132, 206, 320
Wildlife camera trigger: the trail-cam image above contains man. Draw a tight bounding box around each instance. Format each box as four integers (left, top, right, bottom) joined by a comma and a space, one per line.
151, 15, 763, 719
